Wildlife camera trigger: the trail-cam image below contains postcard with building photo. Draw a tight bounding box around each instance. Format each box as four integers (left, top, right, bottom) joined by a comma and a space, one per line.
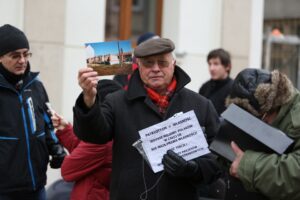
85, 40, 133, 76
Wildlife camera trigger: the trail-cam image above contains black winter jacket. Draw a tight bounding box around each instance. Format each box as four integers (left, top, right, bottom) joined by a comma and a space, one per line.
74, 66, 222, 200
0, 71, 59, 193
199, 77, 233, 115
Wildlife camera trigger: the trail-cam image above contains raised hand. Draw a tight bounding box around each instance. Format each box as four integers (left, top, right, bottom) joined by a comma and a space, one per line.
51, 112, 69, 131
78, 67, 99, 108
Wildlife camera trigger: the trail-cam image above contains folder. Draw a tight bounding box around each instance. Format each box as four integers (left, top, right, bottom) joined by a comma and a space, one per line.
209, 104, 294, 162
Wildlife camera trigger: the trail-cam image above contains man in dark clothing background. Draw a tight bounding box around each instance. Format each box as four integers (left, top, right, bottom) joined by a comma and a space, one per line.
199, 48, 233, 115
0, 24, 66, 200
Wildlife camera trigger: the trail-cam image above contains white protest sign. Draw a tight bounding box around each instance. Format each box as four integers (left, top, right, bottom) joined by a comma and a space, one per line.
138, 110, 210, 173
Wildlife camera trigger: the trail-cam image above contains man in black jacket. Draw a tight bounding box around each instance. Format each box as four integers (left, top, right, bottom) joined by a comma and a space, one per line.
74, 38, 222, 200
199, 48, 233, 115
0, 24, 66, 200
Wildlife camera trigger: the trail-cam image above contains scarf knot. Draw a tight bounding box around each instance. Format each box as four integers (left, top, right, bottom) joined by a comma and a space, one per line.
145, 77, 177, 114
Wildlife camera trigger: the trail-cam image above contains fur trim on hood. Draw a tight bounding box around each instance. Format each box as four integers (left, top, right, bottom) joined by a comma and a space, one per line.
226, 69, 294, 116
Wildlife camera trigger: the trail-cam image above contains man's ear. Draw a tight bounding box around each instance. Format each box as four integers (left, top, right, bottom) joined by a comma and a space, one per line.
225, 64, 231, 73
136, 58, 142, 67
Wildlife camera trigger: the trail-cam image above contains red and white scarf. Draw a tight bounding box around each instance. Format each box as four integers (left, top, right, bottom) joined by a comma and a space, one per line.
145, 77, 177, 114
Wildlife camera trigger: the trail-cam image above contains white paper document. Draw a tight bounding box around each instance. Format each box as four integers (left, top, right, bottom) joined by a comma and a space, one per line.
138, 110, 210, 173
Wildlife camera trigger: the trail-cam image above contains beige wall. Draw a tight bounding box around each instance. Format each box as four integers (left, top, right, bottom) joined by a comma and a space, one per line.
221, 0, 251, 77
24, 0, 66, 113
0, 0, 24, 28
221, 0, 264, 78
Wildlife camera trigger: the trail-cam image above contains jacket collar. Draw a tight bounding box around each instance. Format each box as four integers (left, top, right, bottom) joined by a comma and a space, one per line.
126, 65, 191, 101
0, 71, 39, 91
272, 89, 297, 127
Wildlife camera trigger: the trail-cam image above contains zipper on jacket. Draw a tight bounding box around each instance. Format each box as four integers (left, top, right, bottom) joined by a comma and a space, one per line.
19, 94, 36, 190
19, 77, 40, 190
26, 97, 37, 134
0, 76, 39, 190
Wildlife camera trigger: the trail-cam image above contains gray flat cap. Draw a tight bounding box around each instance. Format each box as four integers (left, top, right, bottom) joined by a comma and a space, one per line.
134, 38, 175, 58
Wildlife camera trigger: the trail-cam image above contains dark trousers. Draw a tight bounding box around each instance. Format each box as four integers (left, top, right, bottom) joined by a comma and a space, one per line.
0, 187, 46, 200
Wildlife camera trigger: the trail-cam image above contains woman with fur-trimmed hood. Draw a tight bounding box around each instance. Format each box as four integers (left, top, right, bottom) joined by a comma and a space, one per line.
225, 68, 300, 200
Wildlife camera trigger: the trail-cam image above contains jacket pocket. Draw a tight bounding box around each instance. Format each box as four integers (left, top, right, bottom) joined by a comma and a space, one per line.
36, 131, 46, 138
0, 136, 19, 140
30, 133, 49, 178
0, 137, 20, 179
0, 136, 19, 165
116, 168, 143, 200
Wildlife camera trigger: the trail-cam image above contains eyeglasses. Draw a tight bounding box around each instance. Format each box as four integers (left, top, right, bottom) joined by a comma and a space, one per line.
7, 52, 32, 61
139, 59, 173, 68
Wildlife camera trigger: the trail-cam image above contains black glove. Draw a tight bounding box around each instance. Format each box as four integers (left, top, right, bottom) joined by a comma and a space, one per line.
49, 144, 67, 169
50, 154, 66, 169
162, 150, 198, 178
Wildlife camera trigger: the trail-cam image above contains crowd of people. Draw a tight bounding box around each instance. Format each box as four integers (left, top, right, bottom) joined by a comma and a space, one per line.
0, 23, 299, 200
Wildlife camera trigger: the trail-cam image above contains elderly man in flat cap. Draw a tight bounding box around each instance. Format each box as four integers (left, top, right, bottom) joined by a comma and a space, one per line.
74, 38, 222, 200
0, 24, 66, 200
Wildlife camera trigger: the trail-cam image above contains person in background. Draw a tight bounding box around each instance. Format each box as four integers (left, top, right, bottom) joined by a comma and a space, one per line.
73, 38, 222, 200
199, 48, 233, 115
225, 68, 300, 200
50, 79, 122, 200
113, 32, 159, 89
46, 179, 73, 200
0, 24, 65, 200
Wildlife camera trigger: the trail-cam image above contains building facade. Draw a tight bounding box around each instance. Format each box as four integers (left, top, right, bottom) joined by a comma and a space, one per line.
0, 0, 264, 186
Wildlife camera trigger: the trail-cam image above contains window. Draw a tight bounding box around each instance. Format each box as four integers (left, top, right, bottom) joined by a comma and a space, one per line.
105, 0, 163, 46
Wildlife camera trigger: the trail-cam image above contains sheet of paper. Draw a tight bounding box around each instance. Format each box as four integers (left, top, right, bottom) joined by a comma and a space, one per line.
139, 110, 210, 173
